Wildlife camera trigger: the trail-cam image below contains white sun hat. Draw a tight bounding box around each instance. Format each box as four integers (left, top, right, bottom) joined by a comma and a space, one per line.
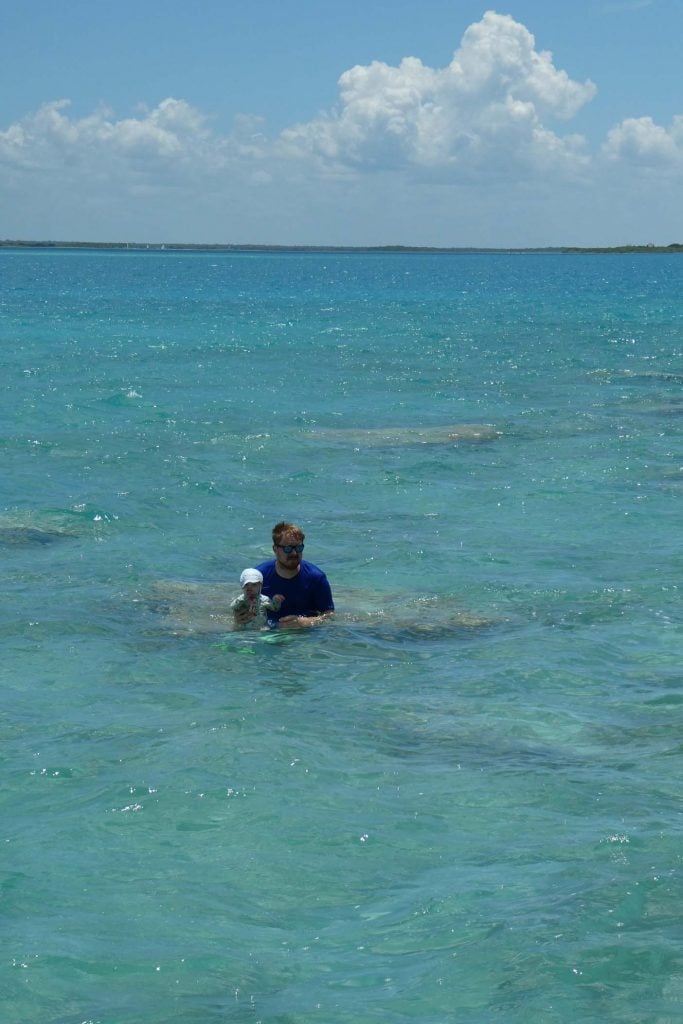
240, 568, 263, 586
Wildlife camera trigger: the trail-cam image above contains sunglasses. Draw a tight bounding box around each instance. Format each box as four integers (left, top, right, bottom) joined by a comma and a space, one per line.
276, 543, 304, 554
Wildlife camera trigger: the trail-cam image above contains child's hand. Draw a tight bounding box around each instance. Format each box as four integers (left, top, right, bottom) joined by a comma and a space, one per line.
233, 602, 252, 625
272, 594, 285, 609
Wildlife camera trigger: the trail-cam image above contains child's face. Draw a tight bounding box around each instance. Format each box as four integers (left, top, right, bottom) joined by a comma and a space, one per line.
243, 581, 262, 601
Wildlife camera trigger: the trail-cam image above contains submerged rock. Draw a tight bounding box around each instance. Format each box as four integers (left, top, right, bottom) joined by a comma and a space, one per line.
0, 525, 72, 547
0, 508, 98, 548
143, 580, 495, 641
142, 580, 236, 635
307, 424, 501, 447
589, 368, 683, 384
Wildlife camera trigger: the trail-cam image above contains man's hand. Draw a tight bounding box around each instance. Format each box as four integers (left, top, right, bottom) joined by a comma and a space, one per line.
278, 615, 315, 628
278, 613, 333, 628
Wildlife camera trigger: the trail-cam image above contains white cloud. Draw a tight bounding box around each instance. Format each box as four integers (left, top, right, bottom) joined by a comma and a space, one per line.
278, 11, 596, 178
602, 115, 683, 168
0, 10, 682, 245
0, 97, 217, 179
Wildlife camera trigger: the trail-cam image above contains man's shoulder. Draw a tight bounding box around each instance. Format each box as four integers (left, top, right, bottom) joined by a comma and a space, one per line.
256, 558, 276, 574
299, 560, 334, 610
299, 559, 327, 579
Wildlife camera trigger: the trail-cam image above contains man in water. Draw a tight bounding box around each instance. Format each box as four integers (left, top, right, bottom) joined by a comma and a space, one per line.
234, 522, 334, 628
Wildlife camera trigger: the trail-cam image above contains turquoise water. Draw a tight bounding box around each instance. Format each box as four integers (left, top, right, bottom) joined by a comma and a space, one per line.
2, 249, 682, 1023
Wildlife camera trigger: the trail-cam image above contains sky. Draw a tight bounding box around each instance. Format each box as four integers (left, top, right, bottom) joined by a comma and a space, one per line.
1, 0, 682, 247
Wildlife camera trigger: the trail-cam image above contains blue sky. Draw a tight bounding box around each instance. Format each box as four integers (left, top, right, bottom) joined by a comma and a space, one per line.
1, 0, 682, 246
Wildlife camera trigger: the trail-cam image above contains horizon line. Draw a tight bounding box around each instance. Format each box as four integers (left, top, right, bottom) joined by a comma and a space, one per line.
2, 239, 683, 254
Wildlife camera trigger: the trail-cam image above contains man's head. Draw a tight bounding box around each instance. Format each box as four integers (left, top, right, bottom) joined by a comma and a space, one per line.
272, 521, 305, 574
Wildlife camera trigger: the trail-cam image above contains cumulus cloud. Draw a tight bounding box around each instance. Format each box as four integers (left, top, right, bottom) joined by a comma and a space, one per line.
602, 115, 683, 168
1, 11, 600, 191
278, 10, 596, 178
1, 9, 682, 244
0, 97, 221, 181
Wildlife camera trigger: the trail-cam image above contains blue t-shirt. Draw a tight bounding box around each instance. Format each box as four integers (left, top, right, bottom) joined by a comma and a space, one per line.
255, 559, 334, 622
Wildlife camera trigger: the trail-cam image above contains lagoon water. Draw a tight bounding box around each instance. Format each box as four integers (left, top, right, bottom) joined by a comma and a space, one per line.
2, 248, 682, 1023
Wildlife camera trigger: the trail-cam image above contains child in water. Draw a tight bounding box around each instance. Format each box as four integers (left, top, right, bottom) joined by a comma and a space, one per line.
231, 568, 284, 629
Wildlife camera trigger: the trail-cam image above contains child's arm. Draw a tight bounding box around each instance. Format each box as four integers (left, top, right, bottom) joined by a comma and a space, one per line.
231, 594, 253, 625
270, 594, 285, 611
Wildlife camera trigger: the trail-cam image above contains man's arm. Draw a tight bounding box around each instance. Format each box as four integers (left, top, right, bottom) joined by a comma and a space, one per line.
278, 610, 333, 628
278, 569, 334, 627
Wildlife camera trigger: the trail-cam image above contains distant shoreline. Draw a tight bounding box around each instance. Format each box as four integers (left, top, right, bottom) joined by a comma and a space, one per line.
1, 239, 682, 255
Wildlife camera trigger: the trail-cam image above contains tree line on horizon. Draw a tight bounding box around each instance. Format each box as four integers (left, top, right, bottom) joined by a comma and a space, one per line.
1, 239, 682, 254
